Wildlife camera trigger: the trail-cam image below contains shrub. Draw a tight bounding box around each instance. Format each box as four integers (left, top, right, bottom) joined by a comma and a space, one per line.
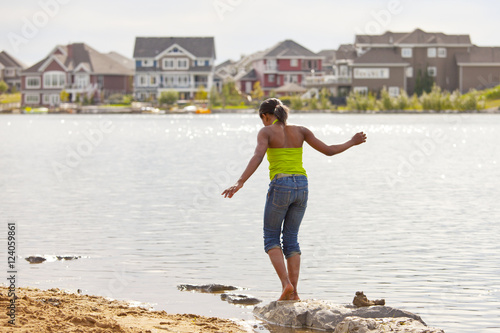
290, 96, 303, 111
347, 91, 377, 111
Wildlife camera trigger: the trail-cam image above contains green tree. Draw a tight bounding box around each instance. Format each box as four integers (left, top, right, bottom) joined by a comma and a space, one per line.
319, 88, 331, 110
415, 68, 434, 96
290, 96, 303, 111
379, 86, 395, 110
251, 81, 264, 104
209, 85, 221, 107
195, 85, 208, 101
0, 80, 8, 94
221, 80, 241, 108
60, 90, 70, 103
159, 90, 179, 107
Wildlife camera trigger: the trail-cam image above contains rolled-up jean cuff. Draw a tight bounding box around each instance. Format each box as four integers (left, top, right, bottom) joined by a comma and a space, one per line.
285, 251, 301, 259
265, 244, 281, 253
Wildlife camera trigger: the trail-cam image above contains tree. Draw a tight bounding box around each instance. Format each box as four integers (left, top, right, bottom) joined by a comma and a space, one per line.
415, 68, 434, 96
221, 80, 241, 108
159, 90, 179, 107
209, 85, 221, 107
195, 85, 208, 101
60, 90, 70, 103
0, 80, 8, 94
251, 81, 264, 104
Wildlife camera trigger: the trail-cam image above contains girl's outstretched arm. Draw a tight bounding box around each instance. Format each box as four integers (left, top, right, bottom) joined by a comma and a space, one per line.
222, 128, 269, 198
302, 127, 366, 156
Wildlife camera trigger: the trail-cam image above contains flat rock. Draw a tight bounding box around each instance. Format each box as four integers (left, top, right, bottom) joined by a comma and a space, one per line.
177, 284, 238, 293
25, 256, 46, 264
253, 300, 427, 331
220, 293, 261, 305
334, 316, 444, 333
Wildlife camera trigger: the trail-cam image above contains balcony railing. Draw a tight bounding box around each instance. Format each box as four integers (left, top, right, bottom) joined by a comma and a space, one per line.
303, 75, 352, 87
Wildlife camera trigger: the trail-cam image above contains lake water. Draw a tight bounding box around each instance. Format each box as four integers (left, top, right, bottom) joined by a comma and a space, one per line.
1, 113, 499, 332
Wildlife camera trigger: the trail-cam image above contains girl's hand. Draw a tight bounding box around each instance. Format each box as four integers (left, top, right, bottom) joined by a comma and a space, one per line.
221, 182, 243, 198
351, 132, 367, 145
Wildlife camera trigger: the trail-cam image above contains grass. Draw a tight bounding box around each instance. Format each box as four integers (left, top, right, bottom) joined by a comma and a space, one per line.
0, 93, 21, 104
484, 99, 500, 110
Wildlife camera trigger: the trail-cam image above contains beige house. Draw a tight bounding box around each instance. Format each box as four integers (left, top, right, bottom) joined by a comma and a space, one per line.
456, 46, 500, 92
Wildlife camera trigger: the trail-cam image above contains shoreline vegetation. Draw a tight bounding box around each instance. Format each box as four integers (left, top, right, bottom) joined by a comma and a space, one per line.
1, 84, 500, 114
0, 286, 248, 333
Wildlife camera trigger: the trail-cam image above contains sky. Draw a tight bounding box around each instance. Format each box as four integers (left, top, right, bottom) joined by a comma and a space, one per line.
1, 0, 500, 67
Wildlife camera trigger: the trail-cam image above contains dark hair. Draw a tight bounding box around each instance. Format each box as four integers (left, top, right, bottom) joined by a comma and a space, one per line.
258, 98, 289, 124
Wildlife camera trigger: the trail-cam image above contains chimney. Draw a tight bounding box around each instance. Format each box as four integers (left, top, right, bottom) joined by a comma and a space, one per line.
67, 44, 73, 60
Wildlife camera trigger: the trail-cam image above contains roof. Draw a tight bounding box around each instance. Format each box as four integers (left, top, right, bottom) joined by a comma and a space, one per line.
133, 37, 215, 59
353, 48, 408, 65
0, 51, 26, 68
456, 46, 500, 64
23, 43, 134, 75
238, 69, 257, 81
336, 44, 357, 61
263, 39, 318, 58
356, 28, 471, 46
274, 82, 307, 93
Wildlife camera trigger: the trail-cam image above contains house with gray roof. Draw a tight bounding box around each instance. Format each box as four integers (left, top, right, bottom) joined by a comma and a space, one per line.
0, 51, 26, 92
351, 28, 477, 95
133, 37, 216, 101
21, 43, 134, 106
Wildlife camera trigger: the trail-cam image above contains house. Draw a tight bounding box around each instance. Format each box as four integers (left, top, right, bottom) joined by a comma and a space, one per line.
250, 39, 324, 96
0, 51, 26, 92
133, 37, 216, 101
456, 46, 500, 92
352, 29, 474, 95
21, 43, 134, 106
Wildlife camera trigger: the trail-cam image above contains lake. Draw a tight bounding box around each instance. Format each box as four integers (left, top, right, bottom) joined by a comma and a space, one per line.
1, 113, 499, 332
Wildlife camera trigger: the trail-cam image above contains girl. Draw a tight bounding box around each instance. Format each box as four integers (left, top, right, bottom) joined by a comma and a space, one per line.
222, 98, 366, 301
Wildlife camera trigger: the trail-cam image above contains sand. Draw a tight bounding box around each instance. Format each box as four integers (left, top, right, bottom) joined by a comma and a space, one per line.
0, 286, 248, 333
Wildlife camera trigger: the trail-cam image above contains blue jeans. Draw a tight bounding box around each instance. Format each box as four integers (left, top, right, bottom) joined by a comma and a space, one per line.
263, 175, 308, 259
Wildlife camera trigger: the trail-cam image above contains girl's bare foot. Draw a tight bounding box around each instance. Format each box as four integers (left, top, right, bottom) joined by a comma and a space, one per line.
278, 284, 294, 301
290, 291, 300, 301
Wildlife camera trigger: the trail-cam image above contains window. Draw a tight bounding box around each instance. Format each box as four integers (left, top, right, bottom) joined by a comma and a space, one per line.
177, 59, 188, 69
427, 66, 437, 77
150, 75, 158, 86
291, 75, 299, 83
427, 48, 437, 58
353, 68, 390, 79
406, 67, 413, 78
245, 81, 252, 93
75, 74, 89, 89
178, 75, 189, 87
290, 59, 298, 67
266, 59, 277, 71
438, 48, 447, 58
401, 48, 412, 58
43, 71, 66, 88
388, 87, 400, 97
25, 94, 40, 104
43, 94, 60, 105
4, 69, 16, 77
142, 59, 153, 67
268, 74, 275, 83
163, 59, 175, 69
353, 87, 368, 95
339, 65, 349, 77
26, 77, 41, 89
138, 75, 148, 87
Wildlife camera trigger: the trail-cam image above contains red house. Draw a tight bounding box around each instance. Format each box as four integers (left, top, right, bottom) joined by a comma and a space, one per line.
238, 40, 324, 96
21, 43, 134, 106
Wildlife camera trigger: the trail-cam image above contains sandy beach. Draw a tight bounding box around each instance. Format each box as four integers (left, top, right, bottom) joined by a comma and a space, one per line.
0, 286, 248, 333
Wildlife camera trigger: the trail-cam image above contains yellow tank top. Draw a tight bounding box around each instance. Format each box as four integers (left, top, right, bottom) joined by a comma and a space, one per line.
266, 147, 307, 180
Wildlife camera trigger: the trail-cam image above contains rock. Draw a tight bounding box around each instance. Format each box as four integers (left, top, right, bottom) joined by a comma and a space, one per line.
25, 256, 46, 264
177, 284, 238, 293
220, 293, 261, 305
353, 291, 385, 307
253, 300, 427, 331
334, 316, 445, 333
56, 256, 80, 261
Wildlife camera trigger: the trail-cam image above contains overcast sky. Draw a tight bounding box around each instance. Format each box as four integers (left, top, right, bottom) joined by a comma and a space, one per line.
1, 0, 499, 67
